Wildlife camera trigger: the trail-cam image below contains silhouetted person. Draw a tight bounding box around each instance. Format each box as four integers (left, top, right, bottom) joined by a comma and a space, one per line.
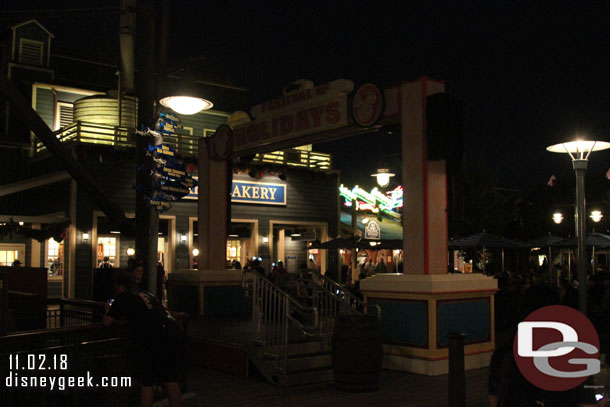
103, 271, 181, 407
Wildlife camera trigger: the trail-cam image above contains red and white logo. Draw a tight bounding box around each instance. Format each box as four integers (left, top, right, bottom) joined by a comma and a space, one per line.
351, 83, 384, 127
514, 305, 600, 391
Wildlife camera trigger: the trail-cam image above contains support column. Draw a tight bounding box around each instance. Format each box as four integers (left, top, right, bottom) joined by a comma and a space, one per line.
197, 138, 228, 271
401, 78, 447, 275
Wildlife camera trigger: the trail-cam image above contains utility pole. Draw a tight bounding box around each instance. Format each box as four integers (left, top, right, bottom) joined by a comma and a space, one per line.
135, 0, 158, 293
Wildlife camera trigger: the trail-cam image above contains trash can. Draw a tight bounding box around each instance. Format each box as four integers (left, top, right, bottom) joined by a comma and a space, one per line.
332, 314, 383, 392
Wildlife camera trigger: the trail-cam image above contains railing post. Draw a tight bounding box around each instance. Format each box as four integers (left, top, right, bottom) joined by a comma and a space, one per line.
447, 332, 466, 407
59, 301, 65, 328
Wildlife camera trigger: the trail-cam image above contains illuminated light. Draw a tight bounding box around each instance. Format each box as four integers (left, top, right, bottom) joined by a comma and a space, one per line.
262, 236, 269, 243
546, 140, 610, 155
339, 249, 345, 254
552, 212, 564, 224
369, 242, 378, 246
192, 248, 200, 256
291, 233, 302, 237
180, 234, 187, 242
371, 168, 395, 187
362, 218, 370, 224
126, 248, 135, 256
357, 201, 379, 213
229, 234, 239, 237
18, 221, 24, 226
110, 231, 121, 234
82, 232, 89, 241
159, 96, 213, 115
590, 210, 603, 223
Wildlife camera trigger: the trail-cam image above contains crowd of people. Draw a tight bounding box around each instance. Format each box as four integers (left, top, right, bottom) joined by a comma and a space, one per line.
489, 261, 610, 406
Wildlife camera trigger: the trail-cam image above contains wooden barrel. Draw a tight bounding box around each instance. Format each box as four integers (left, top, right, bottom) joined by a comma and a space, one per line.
332, 314, 383, 392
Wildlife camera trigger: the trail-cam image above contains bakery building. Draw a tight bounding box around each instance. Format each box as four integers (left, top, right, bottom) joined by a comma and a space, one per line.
0, 20, 339, 301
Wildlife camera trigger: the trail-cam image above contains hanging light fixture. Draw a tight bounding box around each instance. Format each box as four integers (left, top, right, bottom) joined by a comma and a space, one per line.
371, 168, 395, 188
590, 210, 603, 223
552, 212, 564, 224
159, 67, 213, 115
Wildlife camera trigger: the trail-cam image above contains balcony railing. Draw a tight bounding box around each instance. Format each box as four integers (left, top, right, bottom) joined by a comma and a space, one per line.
35, 121, 332, 168
253, 149, 332, 169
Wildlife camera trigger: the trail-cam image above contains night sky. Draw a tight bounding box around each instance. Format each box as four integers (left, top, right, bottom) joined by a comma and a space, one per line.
4, 1, 610, 190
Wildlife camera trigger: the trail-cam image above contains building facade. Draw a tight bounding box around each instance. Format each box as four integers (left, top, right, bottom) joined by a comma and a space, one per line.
0, 20, 339, 299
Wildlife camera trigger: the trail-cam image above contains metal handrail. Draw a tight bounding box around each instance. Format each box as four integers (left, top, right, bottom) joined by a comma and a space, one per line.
310, 270, 381, 319
244, 270, 319, 374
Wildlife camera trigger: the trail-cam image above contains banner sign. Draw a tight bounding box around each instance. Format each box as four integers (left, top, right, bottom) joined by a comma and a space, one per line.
231, 181, 286, 205
231, 79, 353, 154
184, 179, 286, 205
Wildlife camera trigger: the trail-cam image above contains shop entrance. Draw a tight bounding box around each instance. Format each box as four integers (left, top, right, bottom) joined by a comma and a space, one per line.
270, 221, 327, 274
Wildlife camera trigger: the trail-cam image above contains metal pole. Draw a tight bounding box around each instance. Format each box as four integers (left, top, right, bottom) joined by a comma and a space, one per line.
574, 159, 588, 314
135, 0, 158, 293
448, 332, 466, 407
351, 204, 357, 284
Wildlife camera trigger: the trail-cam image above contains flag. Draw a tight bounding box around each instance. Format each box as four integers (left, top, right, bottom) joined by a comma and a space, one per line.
547, 175, 556, 187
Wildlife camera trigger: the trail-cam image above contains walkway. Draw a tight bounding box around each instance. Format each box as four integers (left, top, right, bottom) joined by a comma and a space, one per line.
179, 366, 489, 407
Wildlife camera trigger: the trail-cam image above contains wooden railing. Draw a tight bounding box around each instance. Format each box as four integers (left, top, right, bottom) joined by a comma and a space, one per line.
35, 121, 332, 168
34, 121, 201, 158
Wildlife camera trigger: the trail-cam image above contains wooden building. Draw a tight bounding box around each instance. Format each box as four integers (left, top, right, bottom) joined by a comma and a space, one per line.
0, 20, 339, 300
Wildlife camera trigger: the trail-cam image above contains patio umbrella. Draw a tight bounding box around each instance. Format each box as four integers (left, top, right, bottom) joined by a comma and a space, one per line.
553, 232, 610, 280
448, 232, 515, 249
449, 232, 515, 272
318, 238, 362, 249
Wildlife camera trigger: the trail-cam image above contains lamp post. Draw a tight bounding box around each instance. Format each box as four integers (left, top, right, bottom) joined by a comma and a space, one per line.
371, 168, 395, 188
547, 140, 610, 314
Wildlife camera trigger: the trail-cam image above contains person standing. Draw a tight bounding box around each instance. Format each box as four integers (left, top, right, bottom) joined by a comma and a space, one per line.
104, 271, 182, 407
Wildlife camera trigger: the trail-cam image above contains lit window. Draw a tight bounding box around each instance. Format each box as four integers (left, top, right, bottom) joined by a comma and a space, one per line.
47, 238, 64, 277
0, 250, 18, 266
226, 240, 241, 260
97, 236, 117, 266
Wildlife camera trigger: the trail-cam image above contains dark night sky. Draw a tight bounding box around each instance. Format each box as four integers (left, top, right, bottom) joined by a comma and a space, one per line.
4, 1, 610, 190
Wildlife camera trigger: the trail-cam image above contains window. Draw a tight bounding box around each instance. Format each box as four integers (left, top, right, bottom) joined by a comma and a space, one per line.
55, 102, 74, 130
97, 236, 118, 266
47, 238, 64, 277
18, 38, 44, 66
0, 244, 25, 266
227, 240, 241, 261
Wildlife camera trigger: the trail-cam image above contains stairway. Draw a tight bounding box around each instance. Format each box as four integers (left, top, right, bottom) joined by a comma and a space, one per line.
250, 337, 333, 386
242, 270, 379, 386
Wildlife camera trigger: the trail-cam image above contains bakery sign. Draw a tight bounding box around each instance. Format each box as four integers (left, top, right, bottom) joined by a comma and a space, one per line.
232, 79, 354, 154
184, 179, 286, 205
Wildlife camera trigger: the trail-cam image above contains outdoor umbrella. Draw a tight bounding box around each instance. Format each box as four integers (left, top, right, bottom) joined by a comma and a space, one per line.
318, 238, 361, 249
552, 232, 610, 280
448, 232, 515, 272
448, 232, 515, 249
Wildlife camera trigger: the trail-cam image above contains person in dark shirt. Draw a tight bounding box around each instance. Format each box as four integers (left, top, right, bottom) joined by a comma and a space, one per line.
103, 271, 181, 407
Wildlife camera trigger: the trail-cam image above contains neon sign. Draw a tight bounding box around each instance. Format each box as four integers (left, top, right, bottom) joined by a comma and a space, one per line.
339, 184, 402, 219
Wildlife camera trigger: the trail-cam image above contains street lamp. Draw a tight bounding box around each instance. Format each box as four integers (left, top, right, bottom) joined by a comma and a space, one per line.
590, 210, 603, 223
371, 168, 395, 187
547, 139, 610, 313
159, 67, 213, 115
552, 212, 564, 224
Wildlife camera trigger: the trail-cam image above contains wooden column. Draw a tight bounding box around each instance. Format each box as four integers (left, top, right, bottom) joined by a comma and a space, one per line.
401, 78, 448, 275
197, 138, 228, 270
